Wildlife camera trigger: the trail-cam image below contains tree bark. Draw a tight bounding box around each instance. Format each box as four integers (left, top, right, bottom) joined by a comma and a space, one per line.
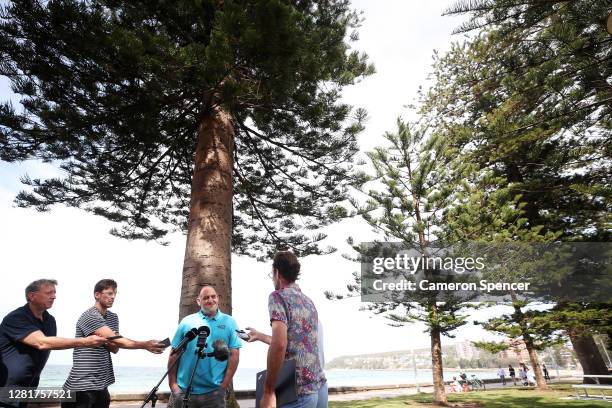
430, 305, 447, 405
180, 105, 238, 407
523, 333, 548, 390
569, 330, 612, 384
179, 105, 234, 319
513, 303, 548, 390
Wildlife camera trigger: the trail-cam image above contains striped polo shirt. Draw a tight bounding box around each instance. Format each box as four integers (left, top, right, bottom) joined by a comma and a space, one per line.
63, 307, 119, 391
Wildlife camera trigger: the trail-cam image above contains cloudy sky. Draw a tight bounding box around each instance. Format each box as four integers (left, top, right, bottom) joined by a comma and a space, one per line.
0, 1, 502, 370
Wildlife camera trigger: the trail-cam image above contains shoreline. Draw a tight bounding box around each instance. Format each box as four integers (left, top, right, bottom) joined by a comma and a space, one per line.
16, 375, 578, 408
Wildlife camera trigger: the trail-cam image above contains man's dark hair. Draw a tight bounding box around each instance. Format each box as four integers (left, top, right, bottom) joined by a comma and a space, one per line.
25, 279, 58, 301
94, 279, 117, 294
273, 251, 300, 282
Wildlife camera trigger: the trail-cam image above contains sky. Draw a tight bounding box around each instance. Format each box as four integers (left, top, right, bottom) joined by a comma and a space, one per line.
0, 1, 504, 370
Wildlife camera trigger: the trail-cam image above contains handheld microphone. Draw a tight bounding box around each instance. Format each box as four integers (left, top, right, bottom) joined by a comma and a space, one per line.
207, 339, 230, 361
170, 328, 198, 355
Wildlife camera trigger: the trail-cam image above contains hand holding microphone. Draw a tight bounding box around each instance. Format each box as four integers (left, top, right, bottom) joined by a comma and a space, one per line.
144, 339, 166, 354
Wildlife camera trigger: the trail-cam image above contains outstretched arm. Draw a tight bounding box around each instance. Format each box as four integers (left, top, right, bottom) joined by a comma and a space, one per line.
246, 327, 272, 345
21, 330, 107, 350
93, 325, 164, 353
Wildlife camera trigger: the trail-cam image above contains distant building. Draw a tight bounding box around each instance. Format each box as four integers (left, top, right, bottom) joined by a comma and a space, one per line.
455, 341, 481, 360
499, 338, 531, 362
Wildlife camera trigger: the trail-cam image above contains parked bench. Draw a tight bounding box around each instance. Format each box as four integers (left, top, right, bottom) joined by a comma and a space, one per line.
572, 384, 612, 400
574, 374, 612, 385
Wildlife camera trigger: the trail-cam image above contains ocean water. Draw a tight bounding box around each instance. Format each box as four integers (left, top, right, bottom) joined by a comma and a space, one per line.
40, 365, 501, 393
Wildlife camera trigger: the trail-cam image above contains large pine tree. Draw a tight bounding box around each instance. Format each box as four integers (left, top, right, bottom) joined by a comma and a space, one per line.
422, 0, 611, 380
333, 120, 476, 405
0, 0, 373, 320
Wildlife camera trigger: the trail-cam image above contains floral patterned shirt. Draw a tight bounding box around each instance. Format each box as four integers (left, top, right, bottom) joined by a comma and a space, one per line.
268, 283, 326, 395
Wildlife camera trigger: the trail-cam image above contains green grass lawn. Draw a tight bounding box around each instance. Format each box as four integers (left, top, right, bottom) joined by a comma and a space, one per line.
329, 384, 611, 407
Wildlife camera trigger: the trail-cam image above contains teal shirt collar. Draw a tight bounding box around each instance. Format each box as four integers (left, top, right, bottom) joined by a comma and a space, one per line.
200, 309, 221, 321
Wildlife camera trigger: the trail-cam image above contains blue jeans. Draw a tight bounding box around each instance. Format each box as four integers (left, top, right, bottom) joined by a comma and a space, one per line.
280, 382, 328, 408
316, 382, 328, 408
279, 393, 316, 408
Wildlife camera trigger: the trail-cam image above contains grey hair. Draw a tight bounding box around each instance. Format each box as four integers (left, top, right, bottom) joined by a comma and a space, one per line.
25, 279, 58, 301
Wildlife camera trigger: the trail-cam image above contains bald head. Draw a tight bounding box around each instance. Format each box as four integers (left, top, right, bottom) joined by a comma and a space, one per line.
196, 285, 219, 317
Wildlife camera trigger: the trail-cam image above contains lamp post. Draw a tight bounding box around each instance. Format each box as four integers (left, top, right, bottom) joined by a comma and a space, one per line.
549, 350, 561, 383
595, 336, 612, 367
412, 348, 420, 393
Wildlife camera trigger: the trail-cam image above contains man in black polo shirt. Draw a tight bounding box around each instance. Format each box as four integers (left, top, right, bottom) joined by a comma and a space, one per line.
0, 279, 107, 405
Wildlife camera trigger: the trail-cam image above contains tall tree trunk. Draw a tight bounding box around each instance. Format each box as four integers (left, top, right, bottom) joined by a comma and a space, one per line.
523, 332, 548, 390
410, 158, 446, 404
180, 105, 234, 319
180, 105, 238, 408
430, 305, 447, 405
512, 303, 548, 390
569, 330, 612, 384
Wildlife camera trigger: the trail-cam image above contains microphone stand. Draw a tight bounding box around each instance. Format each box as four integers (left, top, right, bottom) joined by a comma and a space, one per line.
183, 334, 209, 408
139, 346, 186, 408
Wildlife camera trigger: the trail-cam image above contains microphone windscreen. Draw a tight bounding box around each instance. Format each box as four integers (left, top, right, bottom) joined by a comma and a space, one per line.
213, 339, 229, 361
198, 326, 211, 336
186, 328, 198, 340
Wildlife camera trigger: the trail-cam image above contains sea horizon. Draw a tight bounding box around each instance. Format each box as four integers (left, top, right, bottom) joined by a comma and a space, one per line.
41, 364, 505, 393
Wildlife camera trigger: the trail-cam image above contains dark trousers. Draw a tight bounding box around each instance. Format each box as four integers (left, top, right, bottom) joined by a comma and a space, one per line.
169, 388, 225, 408
61, 389, 110, 408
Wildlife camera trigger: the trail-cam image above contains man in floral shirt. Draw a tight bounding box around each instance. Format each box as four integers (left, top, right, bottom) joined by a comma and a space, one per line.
260, 251, 326, 408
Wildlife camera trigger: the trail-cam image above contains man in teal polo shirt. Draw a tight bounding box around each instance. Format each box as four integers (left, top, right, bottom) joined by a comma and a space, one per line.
168, 285, 241, 408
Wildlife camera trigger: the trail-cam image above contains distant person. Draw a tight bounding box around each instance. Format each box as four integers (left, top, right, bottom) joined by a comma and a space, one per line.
62, 279, 164, 408
247, 318, 327, 408
449, 376, 461, 393
508, 364, 516, 386
259, 250, 326, 408
0, 279, 106, 393
527, 370, 536, 386
518, 363, 529, 386
459, 371, 468, 385
167, 285, 242, 408
542, 363, 550, 381
497, 366, 506, 385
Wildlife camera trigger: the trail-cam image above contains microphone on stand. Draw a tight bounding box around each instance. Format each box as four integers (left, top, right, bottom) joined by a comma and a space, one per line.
196, 326, 210, 349
193, 326, 228, 360
170, 328, 199, 355
139, 328, 202, 408
180, 326, 231, 408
